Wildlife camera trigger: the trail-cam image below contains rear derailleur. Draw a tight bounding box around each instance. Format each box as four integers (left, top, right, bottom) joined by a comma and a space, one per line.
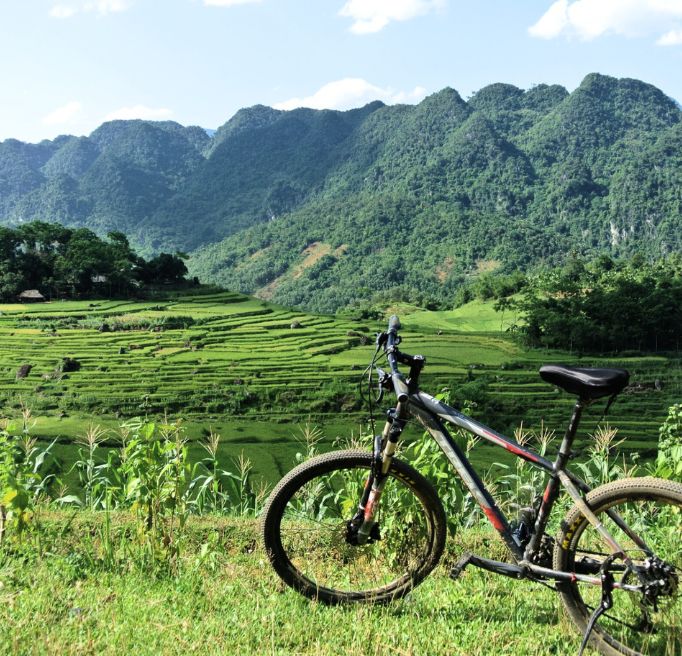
638, 555, 679, 616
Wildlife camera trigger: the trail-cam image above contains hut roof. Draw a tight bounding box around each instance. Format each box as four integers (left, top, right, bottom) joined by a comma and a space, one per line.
18, 289, 46, 300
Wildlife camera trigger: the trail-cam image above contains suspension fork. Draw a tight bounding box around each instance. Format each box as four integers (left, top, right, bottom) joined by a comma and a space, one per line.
351, 402, 408, 544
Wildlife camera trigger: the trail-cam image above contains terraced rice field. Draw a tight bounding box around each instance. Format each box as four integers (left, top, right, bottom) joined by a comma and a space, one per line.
0, 290, 680, 483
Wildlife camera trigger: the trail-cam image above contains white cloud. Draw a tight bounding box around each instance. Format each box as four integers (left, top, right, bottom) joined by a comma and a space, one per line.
203, 0, 261, 6
104, 105, 173, 121
49, 5, 78, 18
658, 28, 682, 44
42, 101, 83, 126
339, 0, 445, 34
274, 78, 427, 111
48, 0, 131, 18
85, 0, 130, 14
528, 0, 569, 39
529, 0, 682, 43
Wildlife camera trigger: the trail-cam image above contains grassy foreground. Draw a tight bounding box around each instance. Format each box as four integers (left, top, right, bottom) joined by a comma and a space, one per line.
0, 515, 582, 656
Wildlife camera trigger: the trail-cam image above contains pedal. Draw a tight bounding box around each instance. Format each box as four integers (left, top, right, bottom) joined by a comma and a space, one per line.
449, 552, 473, 581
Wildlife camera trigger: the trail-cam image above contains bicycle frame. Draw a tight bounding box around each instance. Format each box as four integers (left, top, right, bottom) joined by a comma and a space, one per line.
263, 322, 681, 655
398, 389, 649, 590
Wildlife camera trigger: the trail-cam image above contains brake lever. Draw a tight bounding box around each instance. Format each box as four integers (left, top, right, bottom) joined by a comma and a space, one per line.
374, 367, 392, 403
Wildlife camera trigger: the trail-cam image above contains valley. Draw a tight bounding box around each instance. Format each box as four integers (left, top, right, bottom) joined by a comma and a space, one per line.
1, 290, 678, 486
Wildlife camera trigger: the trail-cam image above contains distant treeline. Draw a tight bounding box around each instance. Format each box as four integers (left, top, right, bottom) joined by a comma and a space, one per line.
0, 222, 188, 300
338, 254, 681, 354
492, 255, 681, 354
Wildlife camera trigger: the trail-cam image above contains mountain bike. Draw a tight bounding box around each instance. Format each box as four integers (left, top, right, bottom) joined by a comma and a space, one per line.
261, 316, 681, 656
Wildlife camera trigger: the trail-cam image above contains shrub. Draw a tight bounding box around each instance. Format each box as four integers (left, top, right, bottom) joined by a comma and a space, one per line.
652, 404, 682, 481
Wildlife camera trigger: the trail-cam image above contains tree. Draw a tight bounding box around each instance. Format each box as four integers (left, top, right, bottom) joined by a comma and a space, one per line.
138, 253, 188, 285
0, 222, 188, 300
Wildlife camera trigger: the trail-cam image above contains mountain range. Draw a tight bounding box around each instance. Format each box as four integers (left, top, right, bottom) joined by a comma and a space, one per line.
1, 73, 680, 312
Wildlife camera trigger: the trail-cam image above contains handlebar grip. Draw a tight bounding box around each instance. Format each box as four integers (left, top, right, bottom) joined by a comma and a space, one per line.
387, 315, 401, 334
392, 373, 409, 403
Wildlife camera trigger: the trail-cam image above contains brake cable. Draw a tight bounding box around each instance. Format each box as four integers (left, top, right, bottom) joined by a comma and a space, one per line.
358, 336, 385, 439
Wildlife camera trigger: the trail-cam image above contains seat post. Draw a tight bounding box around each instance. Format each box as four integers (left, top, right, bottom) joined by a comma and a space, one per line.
554, 399, 585, 472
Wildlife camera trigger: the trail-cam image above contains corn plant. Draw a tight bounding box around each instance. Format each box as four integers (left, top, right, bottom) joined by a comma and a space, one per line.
574, 423, 636, 487
405, 392, 482, 533
494, 421, 557, 519
226, 452, 267, 516
294, 420, 324, 463
62, 424, 115, 510
651, 403, 682, 481
118, 419, 194, 569
191, 430, 266, 516
0, 412, 56, 545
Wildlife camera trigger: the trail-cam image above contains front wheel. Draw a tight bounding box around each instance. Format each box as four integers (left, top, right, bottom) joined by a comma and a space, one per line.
554, 477, 682, 656
261, 449, 447, 604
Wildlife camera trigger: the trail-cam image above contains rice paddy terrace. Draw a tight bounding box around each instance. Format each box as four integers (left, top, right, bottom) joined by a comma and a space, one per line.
0, 290, 679, 483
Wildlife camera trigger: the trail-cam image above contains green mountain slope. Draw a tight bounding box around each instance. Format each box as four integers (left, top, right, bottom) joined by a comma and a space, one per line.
189, 74, 681, 311
1, 73, 680, 311
1, 120, 209, 237
138, 102, 385, 252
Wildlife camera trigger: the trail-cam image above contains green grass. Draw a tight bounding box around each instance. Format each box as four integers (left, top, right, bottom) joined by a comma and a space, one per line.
408, 298, 521, 333
0, 515, 584, 656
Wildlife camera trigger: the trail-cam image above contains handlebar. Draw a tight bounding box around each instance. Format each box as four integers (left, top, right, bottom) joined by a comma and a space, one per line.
385, 315, 409, 403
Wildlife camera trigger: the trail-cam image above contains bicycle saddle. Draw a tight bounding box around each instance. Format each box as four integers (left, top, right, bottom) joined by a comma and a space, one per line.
539, 365, 629, 400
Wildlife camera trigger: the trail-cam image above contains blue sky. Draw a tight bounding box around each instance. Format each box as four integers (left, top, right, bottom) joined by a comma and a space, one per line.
2, 0, 682, 142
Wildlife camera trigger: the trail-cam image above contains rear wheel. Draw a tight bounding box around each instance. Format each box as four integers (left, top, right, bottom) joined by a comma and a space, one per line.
554, 477, 682, 655
261, 449, 447, 604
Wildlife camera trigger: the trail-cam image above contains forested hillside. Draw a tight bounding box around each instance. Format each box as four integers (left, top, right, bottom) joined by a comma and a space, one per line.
1, 73, 680, 312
